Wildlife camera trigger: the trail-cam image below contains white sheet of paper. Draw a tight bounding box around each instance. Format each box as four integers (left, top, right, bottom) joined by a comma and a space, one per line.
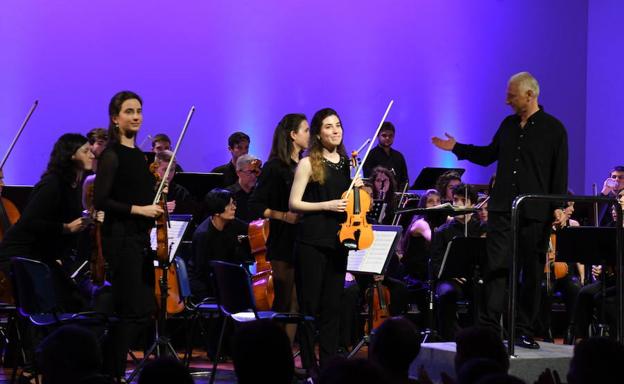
150, 219, 189, 264
347, 230, 399, 274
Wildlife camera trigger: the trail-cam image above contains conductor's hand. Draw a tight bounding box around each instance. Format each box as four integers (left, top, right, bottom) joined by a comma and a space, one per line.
432, 133, 457, 151
325, 199, 348, 212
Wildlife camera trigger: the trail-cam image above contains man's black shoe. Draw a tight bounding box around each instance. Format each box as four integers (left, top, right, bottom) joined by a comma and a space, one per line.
515, 334, 540, 349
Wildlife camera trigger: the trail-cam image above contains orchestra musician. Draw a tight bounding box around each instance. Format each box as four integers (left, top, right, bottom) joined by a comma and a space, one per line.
226, 154, 262, 223
153, 149, 192, 214
94, 91, 164, 379
432, 72, 568, 349
211, 131, 251, 187
289, 108, 363, 372
151, 133, 184, 173
248, 113, 310, 343
362, 121, 409, 190
0, 133, 95, 310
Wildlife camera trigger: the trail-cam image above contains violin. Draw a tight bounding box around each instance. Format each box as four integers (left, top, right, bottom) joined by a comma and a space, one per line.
338, 100, 394, 250
152, 106, 195, 316
365, 281, 391, 332
84, 178, 106, 286
248, 219, 275, 310
151, 162, 185, 315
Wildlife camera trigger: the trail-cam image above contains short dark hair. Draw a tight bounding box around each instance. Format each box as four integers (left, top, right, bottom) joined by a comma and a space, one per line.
568, 337, 624, 384
611, 166, 624, 174
138, 357, 193, 384
203, 188, 233, 215
379, 121, 395, 134
86, 128, 108, 144
152, 133, 172, 148
228, 131, 251, 148
452, 183, 478, 205
369, 317, 421, 377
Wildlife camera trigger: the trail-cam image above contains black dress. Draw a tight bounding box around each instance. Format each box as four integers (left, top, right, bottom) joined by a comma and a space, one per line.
94, 142, 157, 377
295, 156, 350, 369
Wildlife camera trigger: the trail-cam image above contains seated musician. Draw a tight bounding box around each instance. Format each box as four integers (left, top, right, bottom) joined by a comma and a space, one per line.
188, 188, 250, 302
537, 198, 582, 343
153, 149, 192, 214
367, 166, 397, 225
435, 170, 462, 203
430, 183, 486, 341
225, 154, 262, 224
573, 195, 623, 341
0, 133, 96, 311
210, 131, 250, 187
151, 133, 184, 172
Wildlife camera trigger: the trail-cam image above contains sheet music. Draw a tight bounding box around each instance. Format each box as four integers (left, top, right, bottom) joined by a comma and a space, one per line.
150, 219, 190, 263
347, 230, 399, 274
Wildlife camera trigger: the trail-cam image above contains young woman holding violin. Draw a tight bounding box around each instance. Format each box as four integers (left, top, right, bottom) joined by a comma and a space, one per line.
248, 113, 309, 338
94, 91, 163, 380
289, 108, 363, 371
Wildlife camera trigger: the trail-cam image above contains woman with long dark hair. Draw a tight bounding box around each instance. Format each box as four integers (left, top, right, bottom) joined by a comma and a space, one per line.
94, 90, 163, 379
368, 165, 397, 225
248, 113, 310, 342
0, 133, 94, 305
289, 108, 362, 372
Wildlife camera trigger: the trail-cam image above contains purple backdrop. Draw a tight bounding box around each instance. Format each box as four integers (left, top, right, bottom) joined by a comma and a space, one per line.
586, 0, 624, 191
1, 1, 591, 192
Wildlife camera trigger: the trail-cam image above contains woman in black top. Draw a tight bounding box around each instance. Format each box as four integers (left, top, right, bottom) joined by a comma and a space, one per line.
289, 108, 362, 371
0, 133, 95, 309
94, 91, 163, 379
248, 114, 309, 333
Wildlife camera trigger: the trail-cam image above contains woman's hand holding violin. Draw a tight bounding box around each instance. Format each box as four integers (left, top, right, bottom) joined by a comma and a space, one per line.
133, 204, 164, 218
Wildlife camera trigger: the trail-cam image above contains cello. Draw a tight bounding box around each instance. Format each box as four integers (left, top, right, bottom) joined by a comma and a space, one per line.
0, 100, 38, 303
338, 100, 394, 251
248, 218, 275, 310
152, 106, 195, 315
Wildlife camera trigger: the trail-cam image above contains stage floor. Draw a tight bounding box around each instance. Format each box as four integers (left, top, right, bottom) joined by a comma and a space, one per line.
411, 340, 574, 383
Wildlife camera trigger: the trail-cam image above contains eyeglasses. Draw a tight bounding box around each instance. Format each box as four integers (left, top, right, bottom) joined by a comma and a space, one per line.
611, 174, 624, 180
239, 169, 260, 176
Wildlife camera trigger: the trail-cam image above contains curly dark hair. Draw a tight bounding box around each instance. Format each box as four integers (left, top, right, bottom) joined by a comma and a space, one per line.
42, 133, 88, 185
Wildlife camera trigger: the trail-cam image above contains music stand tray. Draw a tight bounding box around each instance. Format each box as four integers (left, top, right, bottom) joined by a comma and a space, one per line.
347, 225, 403, 275
556, 226, 617, 265
437, 237, 487, 280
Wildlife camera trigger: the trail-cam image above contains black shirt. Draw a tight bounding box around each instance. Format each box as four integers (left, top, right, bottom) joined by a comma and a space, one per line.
452, 108, 568, 221
430, 217, 486, 278
363, 145, 409, 188
248, 158, 298, 262
94, 143, 156, 234
225, 182, 258, 224
188, 217, 250, 299
297, 156, 351, 249
0, 173, 83, 263
211, 161, 237, 188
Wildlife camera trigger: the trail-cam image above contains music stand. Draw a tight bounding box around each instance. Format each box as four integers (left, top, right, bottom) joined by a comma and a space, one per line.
172, 172, 225, 203
557, 226, 617, 336
346, 225, 402, 357
427, 237, 487, 340
410, 167, 465, 190
127, 214, 192, 382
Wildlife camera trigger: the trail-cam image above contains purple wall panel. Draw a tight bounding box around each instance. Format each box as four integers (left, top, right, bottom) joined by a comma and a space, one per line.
1, 1, 588, 193
586, 0, 624, 192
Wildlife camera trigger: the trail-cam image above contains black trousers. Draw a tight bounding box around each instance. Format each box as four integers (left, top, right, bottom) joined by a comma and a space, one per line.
537, 274, 580, 338
294, 242, 346, 369
480, 212, 550, 337
436, 279, 473, 341
573, 278, 616, 339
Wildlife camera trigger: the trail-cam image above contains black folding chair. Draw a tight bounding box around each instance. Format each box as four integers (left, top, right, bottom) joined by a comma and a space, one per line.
10, 257, 114, 383
208, 260, 313, 384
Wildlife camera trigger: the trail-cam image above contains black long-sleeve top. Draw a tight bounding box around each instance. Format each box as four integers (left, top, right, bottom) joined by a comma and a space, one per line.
188, 216, 250, 299
94, 143, 156, 234
452, 108, 568, 221
362, 145, 409, 188
430, 217, 486, 278
248, 158, 298, 262
0, 173, 83, 263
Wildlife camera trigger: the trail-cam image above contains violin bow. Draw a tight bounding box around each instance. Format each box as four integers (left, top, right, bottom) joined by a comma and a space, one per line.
344, 100, 394, 199
153, 106, 195, 204
0, 100, 39, 170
